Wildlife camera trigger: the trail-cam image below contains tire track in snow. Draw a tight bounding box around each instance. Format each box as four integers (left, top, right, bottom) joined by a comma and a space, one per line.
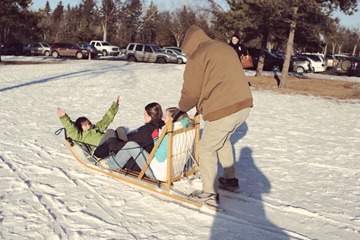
6, 139, 133, 234
56, 167, 133, 233
220, 190, 360, 237
0, 154, 73, 239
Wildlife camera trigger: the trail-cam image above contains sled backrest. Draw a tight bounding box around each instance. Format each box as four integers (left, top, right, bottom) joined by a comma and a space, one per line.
139, 114, 200, 190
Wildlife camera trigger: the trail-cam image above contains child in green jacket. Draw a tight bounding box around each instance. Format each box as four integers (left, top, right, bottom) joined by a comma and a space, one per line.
57, 96, 127, 158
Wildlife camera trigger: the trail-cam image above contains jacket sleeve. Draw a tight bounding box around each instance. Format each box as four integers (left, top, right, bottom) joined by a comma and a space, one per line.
95, 101, 119, 132
127, 125, 149, 147
59, 114, 84, 141
178, 60, 204, 112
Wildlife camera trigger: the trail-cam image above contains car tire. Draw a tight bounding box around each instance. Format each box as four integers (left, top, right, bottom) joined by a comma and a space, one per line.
295, 66, 305, 74
44, 51, 50, 57
177, 58, 183, 64
51, 51, 59, 58
25, 51, 31, 56
127, 55, 137, 62
157, 58, 166, 64
76, 52, 83, 59
102, 50, 108, 56
340, 60, 352, 71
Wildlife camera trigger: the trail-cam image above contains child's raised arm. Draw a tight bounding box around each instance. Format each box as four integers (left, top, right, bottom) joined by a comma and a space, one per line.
115, 96, 121, 104
56, 107, 66, 117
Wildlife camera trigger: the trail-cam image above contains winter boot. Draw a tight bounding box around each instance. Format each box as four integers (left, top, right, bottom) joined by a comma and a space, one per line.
218, 177, 240, 192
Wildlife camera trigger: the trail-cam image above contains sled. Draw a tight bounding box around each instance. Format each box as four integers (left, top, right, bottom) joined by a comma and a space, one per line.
62, 114, 213, 210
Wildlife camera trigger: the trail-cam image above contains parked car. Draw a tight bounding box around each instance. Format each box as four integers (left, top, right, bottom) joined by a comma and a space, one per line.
51, 42, 89, 59
291, 55, 311, 74
297, 54, 327, 73
247, 47, 285, 71
124, 43, 178, 64
119, 44, 128, 55
335, 56, 360, 77
0, 41, 23, 55
162, 48, 187, 64
23, 42, 51, 56
163, 46, 182, 53
325, 53, 338, 68
89, 40, 120, 56
77, 43, 99, 59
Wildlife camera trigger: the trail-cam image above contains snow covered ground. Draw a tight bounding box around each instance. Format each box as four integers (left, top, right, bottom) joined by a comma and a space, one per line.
0, 56, 359, 240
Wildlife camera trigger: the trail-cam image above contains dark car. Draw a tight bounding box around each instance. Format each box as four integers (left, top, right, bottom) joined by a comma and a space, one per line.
51, 42, 89, 59
77, 43, 99, 59
247, 47, 285, 71
1, 41, 24, 55
336, 56, 360, 77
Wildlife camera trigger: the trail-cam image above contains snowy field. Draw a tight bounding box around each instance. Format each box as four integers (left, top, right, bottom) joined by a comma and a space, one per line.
0, 56, 359, 240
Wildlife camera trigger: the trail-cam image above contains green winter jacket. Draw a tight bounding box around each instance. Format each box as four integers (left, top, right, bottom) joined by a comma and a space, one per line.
60, 101, 119, 151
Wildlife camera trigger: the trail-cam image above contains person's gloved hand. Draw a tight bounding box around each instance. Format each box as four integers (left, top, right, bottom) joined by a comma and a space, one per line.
171, 108, 185, 122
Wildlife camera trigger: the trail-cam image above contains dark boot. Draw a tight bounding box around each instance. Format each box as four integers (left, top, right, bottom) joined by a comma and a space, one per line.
218, 177, 240, 191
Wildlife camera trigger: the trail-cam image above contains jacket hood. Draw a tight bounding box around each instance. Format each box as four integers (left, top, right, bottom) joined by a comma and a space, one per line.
181, 25, 211, 56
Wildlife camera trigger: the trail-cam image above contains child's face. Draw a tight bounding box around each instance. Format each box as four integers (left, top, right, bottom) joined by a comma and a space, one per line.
163, 110, 171, 123
144, 110, 151, 123
81, 121, 92, 131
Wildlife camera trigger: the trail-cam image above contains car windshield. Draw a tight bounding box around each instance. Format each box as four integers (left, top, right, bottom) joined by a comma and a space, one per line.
102, 42, 111, 46
41, 43, 51, 47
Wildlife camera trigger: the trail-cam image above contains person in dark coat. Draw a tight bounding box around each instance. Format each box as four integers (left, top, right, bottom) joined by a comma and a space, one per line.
228, 33, 248, 58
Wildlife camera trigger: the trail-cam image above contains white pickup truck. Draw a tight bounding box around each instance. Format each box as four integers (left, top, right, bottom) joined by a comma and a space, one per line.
89, 40, 120, 56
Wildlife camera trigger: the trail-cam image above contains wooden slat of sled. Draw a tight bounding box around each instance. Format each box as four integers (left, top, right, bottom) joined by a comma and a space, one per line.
65, 140, 203, 209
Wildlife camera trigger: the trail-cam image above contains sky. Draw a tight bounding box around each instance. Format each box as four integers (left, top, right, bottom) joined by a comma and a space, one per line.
31, 0, 360, 28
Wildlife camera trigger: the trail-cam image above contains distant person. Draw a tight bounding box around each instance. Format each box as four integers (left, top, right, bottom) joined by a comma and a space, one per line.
228, 33, 248, 58
174, 25, 253, 207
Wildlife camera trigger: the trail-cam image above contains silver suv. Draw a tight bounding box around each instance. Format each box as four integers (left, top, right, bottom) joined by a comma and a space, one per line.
24, 42, 51, 56
125, 43, 177, 63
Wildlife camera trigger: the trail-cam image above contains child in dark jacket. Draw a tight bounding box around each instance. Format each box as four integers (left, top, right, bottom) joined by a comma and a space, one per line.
103, 102, 165, 178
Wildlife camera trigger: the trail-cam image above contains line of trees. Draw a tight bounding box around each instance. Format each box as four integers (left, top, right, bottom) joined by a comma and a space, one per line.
1, 0, 359, 83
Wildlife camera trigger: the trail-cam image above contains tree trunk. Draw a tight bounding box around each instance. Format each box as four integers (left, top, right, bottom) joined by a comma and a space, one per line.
332, 43, 336, 53
352, 44, 357, 55
255, 32, 269, 77
280, 7, 298, 88
323, 43, 328, 56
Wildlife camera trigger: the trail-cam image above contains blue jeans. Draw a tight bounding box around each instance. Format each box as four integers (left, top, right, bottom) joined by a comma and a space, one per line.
108, 141, 155, 179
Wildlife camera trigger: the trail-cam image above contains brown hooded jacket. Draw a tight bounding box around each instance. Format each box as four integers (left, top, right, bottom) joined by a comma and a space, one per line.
179, 25, 253, 121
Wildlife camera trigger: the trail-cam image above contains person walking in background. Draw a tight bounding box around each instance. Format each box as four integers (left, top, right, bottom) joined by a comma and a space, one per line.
228, 33, 248, 58
174, 25, 253, 207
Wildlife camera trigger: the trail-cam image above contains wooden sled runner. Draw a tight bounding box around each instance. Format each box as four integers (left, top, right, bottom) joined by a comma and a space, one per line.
63, 115, 213, 210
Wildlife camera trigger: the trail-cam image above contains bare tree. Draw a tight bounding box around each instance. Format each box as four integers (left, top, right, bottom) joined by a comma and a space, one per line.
96, 0, 119, 41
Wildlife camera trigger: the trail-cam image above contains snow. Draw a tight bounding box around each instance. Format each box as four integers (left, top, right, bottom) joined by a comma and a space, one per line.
0, 55, 359, 240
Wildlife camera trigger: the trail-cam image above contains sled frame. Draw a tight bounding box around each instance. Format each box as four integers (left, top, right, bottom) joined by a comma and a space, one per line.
136, 114, 200, 190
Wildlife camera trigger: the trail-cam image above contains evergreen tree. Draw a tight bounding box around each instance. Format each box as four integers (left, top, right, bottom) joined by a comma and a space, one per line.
51, 1, 65, 42
38, 1, 52, 41
139, 1, 159, 43
120, 0, 142, 43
